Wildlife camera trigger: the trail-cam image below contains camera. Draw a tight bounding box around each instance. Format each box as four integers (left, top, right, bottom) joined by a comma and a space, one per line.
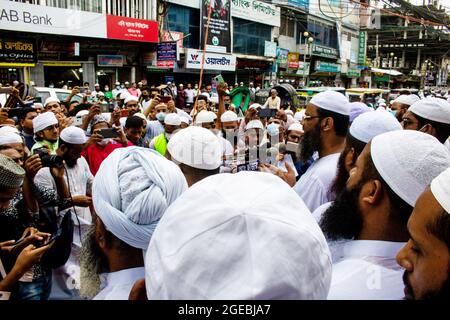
34, 148, 64, 168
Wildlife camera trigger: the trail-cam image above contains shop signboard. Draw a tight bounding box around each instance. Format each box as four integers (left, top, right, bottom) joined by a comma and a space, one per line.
231, 0, 280, 27
346, 67, 361, 78
264, 41, 277, 58
201, 0, 231, 53
315, 61, 341, 73
0, 39, 36, 66
312, 45, 339, 59
276, 47, 289, 66
106, 15, 158, 43
186, 49, 236, 71
97, 55, 124, 67
157, 42, 177, 68
358, 31, 367, 65
296, 62, 310, 76
287, 52, 300, 69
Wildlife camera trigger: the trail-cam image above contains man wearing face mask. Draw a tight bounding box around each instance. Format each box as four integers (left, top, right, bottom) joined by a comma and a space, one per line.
149, 113, 181, 156
140, 88, 152, 112
389, 94, 420, 122
111, 82, 122, 100
104, 85, 113, 101
401, 97, 450, 151
220, 111, 241, 150
81, 115, 132, 176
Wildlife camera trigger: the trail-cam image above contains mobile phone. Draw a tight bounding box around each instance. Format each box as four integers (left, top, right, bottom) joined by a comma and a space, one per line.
120, 109, 129, 117
73, 116, 83, 126
259, 108, 277, 118
100, 103, 110, 113
36, 229, 62, 248
98, 128, 119, 139
214, 74, 224, 85
285, 141, 299, 153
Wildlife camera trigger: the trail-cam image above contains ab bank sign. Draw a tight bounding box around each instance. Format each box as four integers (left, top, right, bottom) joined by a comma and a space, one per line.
0, 0, 158, 43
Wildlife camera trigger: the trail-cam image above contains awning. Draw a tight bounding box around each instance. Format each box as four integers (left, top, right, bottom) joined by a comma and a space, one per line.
370, 67, 403, 76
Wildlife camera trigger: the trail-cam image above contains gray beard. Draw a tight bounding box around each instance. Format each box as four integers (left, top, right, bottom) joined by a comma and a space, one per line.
79, 225, 106, 299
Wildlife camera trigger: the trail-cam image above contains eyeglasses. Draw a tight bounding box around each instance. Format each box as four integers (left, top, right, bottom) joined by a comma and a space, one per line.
302, 115, 321, 122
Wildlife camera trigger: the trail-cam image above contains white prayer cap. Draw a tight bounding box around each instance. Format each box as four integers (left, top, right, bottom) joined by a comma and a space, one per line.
0, 126, 23, 145
124, 81, 130, 85
430, 167, 450, 214
350, 110, 402, 144
349, 102, 372, 122
288, 122, 304, 132
393, 94, 420, 106
132, 113, 146, 121
294, 111, 305, 121
33, 112, 58, 134
195, 110, 215, 125
124, 95, 139, 105
220, 110, 238, 123
94, 83, 100, 87
167, 126, 222, 170
164, 113, 181, 126
371, 130, 450, 207
60, 126, 87, 145
180, 116, 190, 125
33, 102, 43, 110
145, 171, 332, 299
76, 110, 89, 117
93, 147, 188, 250
245, 119, 264, 131
209, 111, 217, 120
408, 97, 450, 124
97, 91, 105, 97
44, 97, 60, 107
210, 96, 219, 104
115, 81, 120, 85
249, 103, 262, 110
119, 91, 130, 100
378, 98, 386, 104
309, 91, 350, 116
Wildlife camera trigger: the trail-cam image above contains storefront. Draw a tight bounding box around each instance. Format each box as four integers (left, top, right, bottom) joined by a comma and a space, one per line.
0, 38, 36, 85
235, 57, 273, 87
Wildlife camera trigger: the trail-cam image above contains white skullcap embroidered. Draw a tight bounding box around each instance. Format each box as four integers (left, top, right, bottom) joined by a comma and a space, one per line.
167, 126, 222, 170
0, 126, 23, 145
371, 130, 450, 206
0, 154, 25, 189
164, 113, 181, 126
350, 110, 402, 143
310, 91, 350, 116
124, 95, 139, 105
249, 103, 262, 110
44, 97, 60, 108
288, 122, 304, 132
220, 111, 238, 123
32, 112, 58, 134
195, 110, 215, 125
94, 83, 100, 87
349, 102, 373, 122
408, 97, 450, 124
245, 120, 264, 131
394, 94, 420, 106
145, 171, 332, 299
60, 126, 87, 145
92, 147, 188, 250
430, 167, 450, 214
133, 113, 147, 121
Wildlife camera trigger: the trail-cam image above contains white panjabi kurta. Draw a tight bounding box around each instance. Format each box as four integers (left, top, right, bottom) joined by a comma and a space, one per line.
327, 240, 405, 300
293, 153, 340, 212
94, 267, 145, 300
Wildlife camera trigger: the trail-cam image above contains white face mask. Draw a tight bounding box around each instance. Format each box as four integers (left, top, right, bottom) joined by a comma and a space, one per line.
97, 138, 111, 146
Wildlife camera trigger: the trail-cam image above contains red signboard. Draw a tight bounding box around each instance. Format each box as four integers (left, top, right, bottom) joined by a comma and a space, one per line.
106, 15, 158, 43
157, 60, 175, 68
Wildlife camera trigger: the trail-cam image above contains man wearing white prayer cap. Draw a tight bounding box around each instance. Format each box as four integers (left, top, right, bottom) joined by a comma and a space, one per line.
402, 97, 450, 150
43, 97, 62, 114
396, 167, 450, 300
144, 171, 332, 299
149, 113, 181, 156
124, 95, 141, 117
80, 147, 187, 300
167, 126, 222, 186
349, 102, 372, 123
319, 130, 450, 299
34, 126, 94, 300
31, 111, 59, 154
292, 90, 350, 212
390, 94, 421, 122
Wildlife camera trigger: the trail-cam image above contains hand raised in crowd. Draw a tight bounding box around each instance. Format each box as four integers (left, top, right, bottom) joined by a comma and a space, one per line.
87, 104, 101, 121
259, 162, 296, 187
70, 86, 80, 96
167, 99, 176, 112
23, 154, 43, 180
110, 107, 121, 126
216, 82, 228, 96
71, 195, 93, 207
112, 125, 128, 147
12, 242, 54, 275
60, 116, 74, 130
85, 130, 103, 148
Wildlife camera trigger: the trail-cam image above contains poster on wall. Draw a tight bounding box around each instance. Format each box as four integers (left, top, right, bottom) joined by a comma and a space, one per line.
200, 0, 231, 53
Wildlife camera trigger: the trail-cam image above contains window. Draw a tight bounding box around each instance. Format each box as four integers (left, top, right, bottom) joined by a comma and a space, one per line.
297, 20, 338, 49
280, 15, 295, 38
167, 4, 200, 49
46, 0, 102, 13
233, 18, 271, 56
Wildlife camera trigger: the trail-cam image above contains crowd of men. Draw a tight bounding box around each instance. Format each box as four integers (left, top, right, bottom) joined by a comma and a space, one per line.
0, 79, 450, 301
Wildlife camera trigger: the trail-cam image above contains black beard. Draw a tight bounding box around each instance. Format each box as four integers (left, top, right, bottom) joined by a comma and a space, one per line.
403, 266, 450, 300
299, 124, 320, 163
330, 151, 350, 196
319, 181, 364, 241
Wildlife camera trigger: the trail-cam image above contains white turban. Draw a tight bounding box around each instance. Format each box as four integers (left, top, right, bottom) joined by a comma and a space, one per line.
350, 110, 402, 143
32, 112, 58, 134
0, 126, 23, 145
44, 97, 60, 107
145, 171, 332, 299
371, 130, 450, 206
408, 97, 450, 124
394, 94, 420, 106
92, 147, 188, 250
430, 167, 450, 214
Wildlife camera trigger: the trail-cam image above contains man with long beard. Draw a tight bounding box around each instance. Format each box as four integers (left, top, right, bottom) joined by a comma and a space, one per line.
293, 91, 350, 212
320, 130, 450, 299
396, 167, 450, 300
79, 147, 187, 300
312, 110, 402, 222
